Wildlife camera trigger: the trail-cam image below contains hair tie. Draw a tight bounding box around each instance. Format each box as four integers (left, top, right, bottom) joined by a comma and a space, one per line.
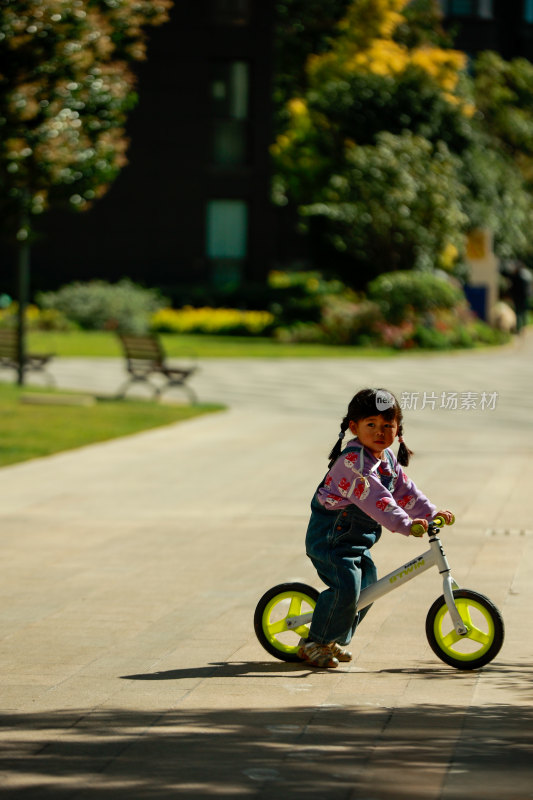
338, 429, 345, 440
398, 435, 404, 444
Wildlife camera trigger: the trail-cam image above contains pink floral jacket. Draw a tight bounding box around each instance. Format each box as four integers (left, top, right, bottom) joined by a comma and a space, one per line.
316, 438, 436, 536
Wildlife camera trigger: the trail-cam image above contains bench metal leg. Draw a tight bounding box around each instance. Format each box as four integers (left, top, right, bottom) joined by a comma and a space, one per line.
2, 365, 56, 387
116, 376, 160, 400
116, 374, 197, 404
158, 380, 198, 404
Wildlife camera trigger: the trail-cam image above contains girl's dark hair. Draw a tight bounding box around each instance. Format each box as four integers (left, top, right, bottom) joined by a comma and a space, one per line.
327, 387, 413, 468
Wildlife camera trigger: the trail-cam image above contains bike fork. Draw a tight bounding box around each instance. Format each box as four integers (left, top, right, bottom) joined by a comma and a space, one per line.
442, 575, 468, 635
431, 535, 468, 636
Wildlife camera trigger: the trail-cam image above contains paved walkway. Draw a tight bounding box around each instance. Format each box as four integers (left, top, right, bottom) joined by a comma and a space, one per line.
1, 334, 533, 798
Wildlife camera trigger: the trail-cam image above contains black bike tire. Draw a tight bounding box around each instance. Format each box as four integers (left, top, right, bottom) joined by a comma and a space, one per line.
425, 588, 504, 670
254, 582, 319, 662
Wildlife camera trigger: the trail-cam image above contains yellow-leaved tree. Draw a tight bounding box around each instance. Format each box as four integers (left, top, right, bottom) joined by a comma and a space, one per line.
272, 0, 479, 281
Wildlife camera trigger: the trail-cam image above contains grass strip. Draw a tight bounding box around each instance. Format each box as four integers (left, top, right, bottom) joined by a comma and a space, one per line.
0, 383, 224, 468
27, 330, 399, 359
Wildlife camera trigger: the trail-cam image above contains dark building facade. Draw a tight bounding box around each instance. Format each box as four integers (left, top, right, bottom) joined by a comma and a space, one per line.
439, 0, 533, 59
23, 0, 275, 299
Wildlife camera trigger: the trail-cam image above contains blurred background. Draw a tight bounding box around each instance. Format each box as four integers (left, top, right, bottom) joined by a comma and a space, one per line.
1, 0, 533, 352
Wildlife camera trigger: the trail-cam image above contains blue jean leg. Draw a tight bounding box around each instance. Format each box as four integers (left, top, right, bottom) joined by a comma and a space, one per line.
305, 502, 380, 646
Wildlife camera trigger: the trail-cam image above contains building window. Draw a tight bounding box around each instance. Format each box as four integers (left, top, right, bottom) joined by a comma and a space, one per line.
478, 0, 493, 17
209, 0, 250, 26
206, 199, 248, 288
440, 0, 493, 15
448, 0, 473, 13
526, 0, 533, 23
210, 61, 250, 167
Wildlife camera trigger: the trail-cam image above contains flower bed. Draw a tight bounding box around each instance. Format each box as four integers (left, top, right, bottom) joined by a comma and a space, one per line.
151, 306, 275, 336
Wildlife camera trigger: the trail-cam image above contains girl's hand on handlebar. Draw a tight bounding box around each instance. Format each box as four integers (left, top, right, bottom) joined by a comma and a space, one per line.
410, 518, 428, 537
435, 510, 455, 526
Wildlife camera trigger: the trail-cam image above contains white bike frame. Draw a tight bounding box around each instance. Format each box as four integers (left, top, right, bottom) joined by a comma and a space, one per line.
285, 529, 468, 636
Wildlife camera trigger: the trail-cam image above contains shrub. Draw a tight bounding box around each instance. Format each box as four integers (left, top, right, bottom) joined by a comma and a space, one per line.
367, 270, 465, 325
273, 297, 384, 345
410, 316, 510, 350
466, 320, 511, 346
320, 297, 383, 345
151, 307, 275, 336
0, 303, 73, 331
274, 321, 325, 344
411, 324, 451, 349
161, 271, 353, 328
37, 280, 165, 334
267, 270, 354, 326
268, 269, 347, 297
373, 320, 415, 349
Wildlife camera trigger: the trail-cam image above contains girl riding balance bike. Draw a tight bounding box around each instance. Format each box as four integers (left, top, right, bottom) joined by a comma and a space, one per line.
254, 388, 504, 670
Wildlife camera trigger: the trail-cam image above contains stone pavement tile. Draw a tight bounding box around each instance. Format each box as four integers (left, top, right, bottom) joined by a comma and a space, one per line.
352, 713, 462, 800
1, 339, 532, 798
78, 655, 166, 679
399, 671, 478, 706
16, 676, 131, 713
176, 675, 334, 711
96, 686, 192, 712
441, 703, 533, 800
1, 685, 52, 710
61, 705, 388, 800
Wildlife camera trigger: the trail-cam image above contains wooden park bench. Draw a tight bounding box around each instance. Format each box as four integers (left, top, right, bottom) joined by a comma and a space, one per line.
0, 328, 55, 384
117, 333, 198, 402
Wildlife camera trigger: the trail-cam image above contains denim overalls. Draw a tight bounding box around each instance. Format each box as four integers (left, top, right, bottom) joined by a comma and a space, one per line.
305, 446, 395, 646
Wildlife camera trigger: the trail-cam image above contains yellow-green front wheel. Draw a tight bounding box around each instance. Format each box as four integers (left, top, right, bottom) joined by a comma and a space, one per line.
426, 589, 504, 670
254, 582, 319, 662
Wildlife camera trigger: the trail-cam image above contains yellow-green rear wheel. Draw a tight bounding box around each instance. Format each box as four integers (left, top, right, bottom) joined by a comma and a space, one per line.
426, 589, 504, 670
254, 582, 318, 662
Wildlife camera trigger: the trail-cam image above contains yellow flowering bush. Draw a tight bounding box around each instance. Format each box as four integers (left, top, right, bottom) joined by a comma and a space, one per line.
0, 303, 72, 330
307, 0, 467, 106
272, 0, 479, 275
151, 307, 275, 336
268, 269, 347, 297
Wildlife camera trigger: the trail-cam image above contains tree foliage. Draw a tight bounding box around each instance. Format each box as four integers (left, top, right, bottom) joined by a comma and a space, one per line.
301, 132, 467, 276
273, 0, 473, 275
273, 0, 533, 278
274, 0, 351, 118
460, 143, 533, 259
0, 0, 171, 229
473, 51, 533, 183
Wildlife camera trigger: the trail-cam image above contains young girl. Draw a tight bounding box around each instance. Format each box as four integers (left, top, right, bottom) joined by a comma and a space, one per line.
299, 387, 454, 669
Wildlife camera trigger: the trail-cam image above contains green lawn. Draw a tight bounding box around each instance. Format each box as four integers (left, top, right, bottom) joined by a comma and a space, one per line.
0, 383, 224, 468
2, 329, 396, 469
27, 330, 399, 358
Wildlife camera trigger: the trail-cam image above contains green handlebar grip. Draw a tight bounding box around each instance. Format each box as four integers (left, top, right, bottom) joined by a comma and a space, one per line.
433, 515, 445, 527
411, 522, 426, 536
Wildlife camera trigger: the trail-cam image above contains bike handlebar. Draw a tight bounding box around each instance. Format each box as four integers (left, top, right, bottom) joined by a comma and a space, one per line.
410, 514, 453, 536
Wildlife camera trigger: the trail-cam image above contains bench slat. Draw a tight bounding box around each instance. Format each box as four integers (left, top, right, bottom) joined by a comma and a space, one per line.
118, 333, 197, 402
0, 329, 55, 381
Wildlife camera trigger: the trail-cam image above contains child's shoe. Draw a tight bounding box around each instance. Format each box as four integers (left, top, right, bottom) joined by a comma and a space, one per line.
330, 642, 353, 662
297, 639, 339, 668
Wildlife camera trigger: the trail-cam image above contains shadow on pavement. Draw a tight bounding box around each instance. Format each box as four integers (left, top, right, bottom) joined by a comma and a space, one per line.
121, 659, 533, 699
377, 661, 533, 695
122, 661, 313, 681
1, 700, 532, 799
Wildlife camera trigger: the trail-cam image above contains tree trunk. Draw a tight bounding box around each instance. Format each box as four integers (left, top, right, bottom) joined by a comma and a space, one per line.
16, 207, 30, 386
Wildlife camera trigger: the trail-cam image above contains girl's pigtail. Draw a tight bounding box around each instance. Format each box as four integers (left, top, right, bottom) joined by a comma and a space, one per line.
397, 424, 413, 466
327, 416, 350, 468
